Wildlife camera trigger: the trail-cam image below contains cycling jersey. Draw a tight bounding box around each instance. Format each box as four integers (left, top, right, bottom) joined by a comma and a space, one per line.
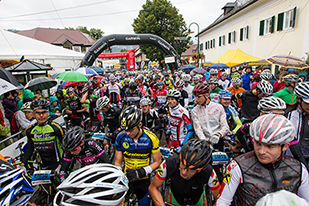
142, 109, 162, 132
66, 96, 84, 119
165, 78, 175, 90
138, 84, 150, 96
106, 83, 123, 104
219, 79, 230, 90
224, 105, 242, 134
155, 89, 168, 107
183, 84, 194, 103
227, 86, 245, 108
216, 151, 309, 206
102, 106, 121, 134
115, 129, 159, 179
23, 121, 64, 169
191, 102, 229, 142
124, 89, 143, 107
178, 89, 189, 109
87, 95, 100, 122
209, 88, 222, 104
60, 139, 110, 181
156, 155, 220, 206
168, 104, 194, 146
232, 90, 260, 123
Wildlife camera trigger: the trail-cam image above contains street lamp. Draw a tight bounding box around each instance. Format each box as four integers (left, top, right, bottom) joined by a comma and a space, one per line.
187, 22, 200, 67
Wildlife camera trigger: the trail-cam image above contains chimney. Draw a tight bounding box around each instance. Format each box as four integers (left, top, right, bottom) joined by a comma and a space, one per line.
222, 2, 236, 16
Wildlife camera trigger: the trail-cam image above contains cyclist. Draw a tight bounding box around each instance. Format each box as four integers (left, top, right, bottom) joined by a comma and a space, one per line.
273, 74, 299, 113
216, 114, 309, 206
140, 98, 162, 133
115, 105, 161, 206
209, 78, 222, 103
175, 79, 189, 109
80, 88, 101, 132
96, 96, 121, 143
232, 80, 273, 123
191, 75, 200, 87
66, 87, 87, 126
15, 101, 36, 133
154, 81, 168, 107
164, 72, 175, 90
219, 72, 230, 89
59, 126, 111, 182
167, 89, 194, 149
136, 74, 153, 97
191, 83, 229, 151
227, 77, 246, 109
0, 160, 34, 206
149, 139, 221, 206
124, 81, 143, 107
106, 74, 123, 105
218, 90, 242, 134
22, 98, 64, 172
122, 77, 131, 95
182, 74, 194, 105
209, 69, 218, 79
55, 164, 129, 206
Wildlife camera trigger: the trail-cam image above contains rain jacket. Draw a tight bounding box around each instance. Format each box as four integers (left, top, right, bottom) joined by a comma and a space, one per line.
2, 98, 17, 122
17, 90, 34, 110
241, 72, 254, 90
56, 89, 68, 111
273, 87, 297, 105
298, 72, 307, 81
49, 96, 61, 120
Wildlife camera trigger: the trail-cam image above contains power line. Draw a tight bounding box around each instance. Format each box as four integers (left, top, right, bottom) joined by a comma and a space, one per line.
49, 0, 66, 28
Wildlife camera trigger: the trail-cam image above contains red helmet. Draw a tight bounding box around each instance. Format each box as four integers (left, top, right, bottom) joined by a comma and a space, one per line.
193, 83, 210, 96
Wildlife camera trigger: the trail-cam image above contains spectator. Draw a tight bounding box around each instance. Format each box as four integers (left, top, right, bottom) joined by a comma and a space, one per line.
49, 96, 61, 120
287, 68, 295, 74
2, 92, 17, 125
231, 67, 241, 78
56, 89, 68, 111
241, 67, 254, 90
273, 71, 288, 92
17, 89, 34, 110
251, 74, 261, 90
298, 72, 307, 82
11, 90, 21, 103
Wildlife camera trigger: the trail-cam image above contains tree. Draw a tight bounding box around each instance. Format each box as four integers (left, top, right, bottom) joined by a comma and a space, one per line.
65, 26, 104, 40
132, 0, 189, 65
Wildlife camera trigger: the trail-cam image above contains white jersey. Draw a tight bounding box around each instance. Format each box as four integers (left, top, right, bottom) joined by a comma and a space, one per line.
219, 79, 230, 90
183, 84, 194, 103
191, 102, 229, 141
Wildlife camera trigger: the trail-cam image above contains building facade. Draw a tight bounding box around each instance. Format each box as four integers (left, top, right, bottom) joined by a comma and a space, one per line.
199, 0, 308, 67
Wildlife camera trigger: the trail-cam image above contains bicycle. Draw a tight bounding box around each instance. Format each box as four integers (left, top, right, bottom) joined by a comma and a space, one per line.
91, 132, 115, 162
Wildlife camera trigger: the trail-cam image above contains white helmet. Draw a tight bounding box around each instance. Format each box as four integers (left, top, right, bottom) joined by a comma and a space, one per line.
294, 82, 309, 99
96, 96, 110, 111
260, 71, 273, 80
250, 114, 295, 144
257, 96, 286, 111
140, 97, 152, 107
182, 74, 191, 82
257, 80, 273, 96
209, 69, 218, 75
231, 77, 243, 87
54, 164, 129, 206
109, 74, 117, 82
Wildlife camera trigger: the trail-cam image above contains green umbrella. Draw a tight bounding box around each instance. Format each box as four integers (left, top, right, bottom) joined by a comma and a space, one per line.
56, 71, 88, 82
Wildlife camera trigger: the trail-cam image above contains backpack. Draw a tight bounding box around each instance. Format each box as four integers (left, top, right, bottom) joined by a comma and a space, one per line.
11, 112, 19, 134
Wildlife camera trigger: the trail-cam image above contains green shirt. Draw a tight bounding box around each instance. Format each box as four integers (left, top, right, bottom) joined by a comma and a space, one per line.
273, 87, 297, 105
209, 87, 222, 94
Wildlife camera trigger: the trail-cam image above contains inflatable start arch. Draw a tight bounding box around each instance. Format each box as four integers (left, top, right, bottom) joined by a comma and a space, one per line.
81, 34, 181, 69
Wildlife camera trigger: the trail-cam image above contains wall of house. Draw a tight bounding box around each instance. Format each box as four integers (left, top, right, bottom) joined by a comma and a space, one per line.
199, 0, 309, 63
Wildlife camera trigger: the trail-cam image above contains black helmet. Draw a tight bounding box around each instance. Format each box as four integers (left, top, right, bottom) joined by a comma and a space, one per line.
180, 139, 212, 171
119, 105, 142, 131
31, 98, 49, 110
129, 81, 137, 90
62, 126, 84, 151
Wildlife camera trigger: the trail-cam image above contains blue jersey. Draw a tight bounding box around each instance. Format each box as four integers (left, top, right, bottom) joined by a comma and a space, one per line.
224, 105, 240, 122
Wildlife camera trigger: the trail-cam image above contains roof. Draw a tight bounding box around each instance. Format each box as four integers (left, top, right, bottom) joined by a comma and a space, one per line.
16, 28, 97, 46
199, 0, 258, 36
182, 44, 198, 57
5, 59, 52, 71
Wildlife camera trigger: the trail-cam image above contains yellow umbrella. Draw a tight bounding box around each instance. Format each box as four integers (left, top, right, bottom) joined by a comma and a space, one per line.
211, 48, 264, 67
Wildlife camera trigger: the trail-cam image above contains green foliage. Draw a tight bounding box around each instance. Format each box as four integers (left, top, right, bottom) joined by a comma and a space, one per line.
132, 0, 189, 63
65, 26, 104, 40
120, 49, 128, 52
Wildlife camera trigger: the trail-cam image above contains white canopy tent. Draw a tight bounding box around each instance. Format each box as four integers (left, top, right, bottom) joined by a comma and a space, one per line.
0, 29, 85, 73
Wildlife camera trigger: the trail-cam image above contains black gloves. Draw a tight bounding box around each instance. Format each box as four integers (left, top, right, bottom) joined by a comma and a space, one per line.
126, 168, 146, 182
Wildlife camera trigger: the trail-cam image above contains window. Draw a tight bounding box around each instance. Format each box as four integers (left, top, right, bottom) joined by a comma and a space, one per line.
219, 36, 222, 46
222, 35, 225, 45
260, 16, 275, 36
213, 38, 215, 48
210, 40, 213, 48
277, 7, 297, 30
228, 31, 236, 44
200, 43, 203, 51
205, 42, 208, 50
240, 25, 249, 41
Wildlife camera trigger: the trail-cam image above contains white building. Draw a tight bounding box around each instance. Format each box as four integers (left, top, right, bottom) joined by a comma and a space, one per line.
199, 0, 308, 71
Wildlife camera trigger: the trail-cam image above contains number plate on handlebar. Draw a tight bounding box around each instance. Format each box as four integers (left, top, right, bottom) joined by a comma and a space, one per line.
31, 170, 52, 186
212, 152, 229, 166
92, 133, 106, 140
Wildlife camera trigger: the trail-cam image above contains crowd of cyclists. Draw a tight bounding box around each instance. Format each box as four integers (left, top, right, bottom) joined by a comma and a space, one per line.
1, 64, 309, 206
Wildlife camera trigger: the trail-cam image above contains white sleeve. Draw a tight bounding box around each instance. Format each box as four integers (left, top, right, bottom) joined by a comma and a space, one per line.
184, 98, 189, 109
297, 163, 309, 202
191, 108, 207, 141
216, 160, 242, 206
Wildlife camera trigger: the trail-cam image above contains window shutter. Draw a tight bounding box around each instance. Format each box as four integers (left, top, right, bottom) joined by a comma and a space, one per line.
213, 39, 215, 48
210, 40, 212, 48
223, 35, 225, 45
219, 36, 221, 46
228, 32, 231, 44
240, 28, 244, 41
293, 7, 297, 27
233, 31, 236, 42
277, 13, 284, 31
200, 43, 203, 51
246, 25, 249, 39
259, 20, 265, 36
271, 16, 275, 33
208, 41, 210, 49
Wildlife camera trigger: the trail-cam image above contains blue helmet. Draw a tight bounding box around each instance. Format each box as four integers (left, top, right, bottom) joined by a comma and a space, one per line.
0, 167, 34, 206
156, 81, 164, 86
219, 90, 232, 99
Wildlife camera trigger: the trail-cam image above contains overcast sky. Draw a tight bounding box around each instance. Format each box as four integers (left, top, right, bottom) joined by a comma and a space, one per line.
0, 0, 229, 41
